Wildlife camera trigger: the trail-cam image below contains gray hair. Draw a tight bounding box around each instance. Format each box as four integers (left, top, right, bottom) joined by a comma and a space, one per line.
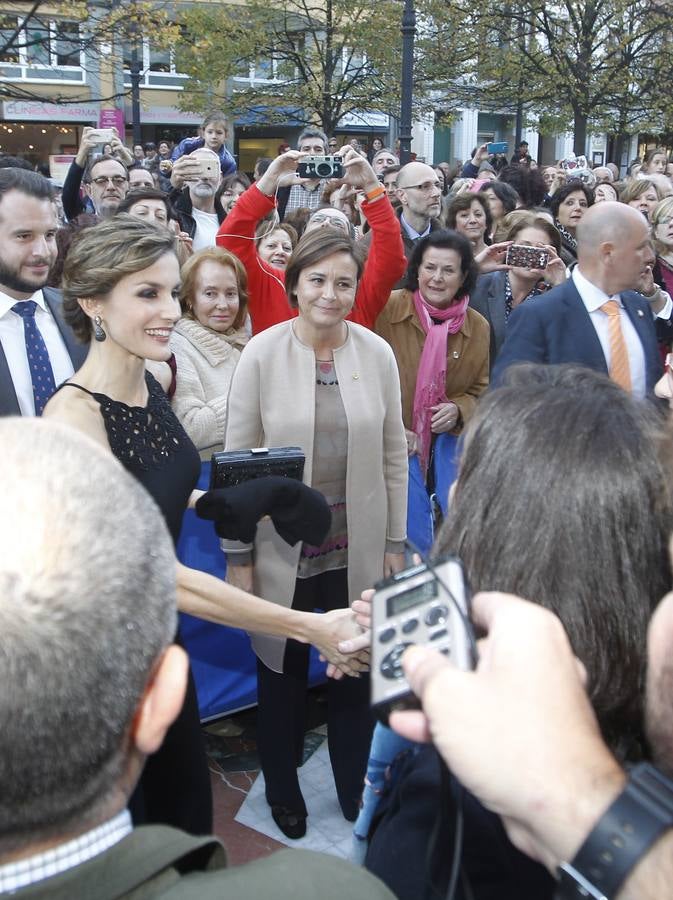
297, 127, 327, 151
0, 419, 176, 851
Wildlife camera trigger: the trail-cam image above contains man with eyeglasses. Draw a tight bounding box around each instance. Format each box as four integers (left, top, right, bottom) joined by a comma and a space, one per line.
61, 127, 132, 222
389, 161, 444, 286
83, 157, 130, 219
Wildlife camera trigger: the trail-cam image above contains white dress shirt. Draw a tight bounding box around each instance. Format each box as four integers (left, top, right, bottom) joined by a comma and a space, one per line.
0, 288, 75, 415
572, 267, 647, 398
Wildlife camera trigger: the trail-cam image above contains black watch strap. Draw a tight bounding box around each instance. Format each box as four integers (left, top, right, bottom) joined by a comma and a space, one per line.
557, 763, 673, 899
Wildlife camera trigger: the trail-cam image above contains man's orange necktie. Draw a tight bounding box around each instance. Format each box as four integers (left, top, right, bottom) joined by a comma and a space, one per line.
600, 299, 632, 392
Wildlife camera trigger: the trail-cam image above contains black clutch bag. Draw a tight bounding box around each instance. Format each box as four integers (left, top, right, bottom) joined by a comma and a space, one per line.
210, 446, 305, 490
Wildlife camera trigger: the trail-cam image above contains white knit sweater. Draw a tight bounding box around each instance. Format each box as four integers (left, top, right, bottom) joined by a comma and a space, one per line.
170, 317, 246, 459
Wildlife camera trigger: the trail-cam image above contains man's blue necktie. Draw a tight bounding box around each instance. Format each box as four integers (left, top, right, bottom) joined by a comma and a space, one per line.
12, 300, 56, 415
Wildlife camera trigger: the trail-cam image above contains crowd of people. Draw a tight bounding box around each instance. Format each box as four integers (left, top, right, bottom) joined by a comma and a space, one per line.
1, 112, 673, 899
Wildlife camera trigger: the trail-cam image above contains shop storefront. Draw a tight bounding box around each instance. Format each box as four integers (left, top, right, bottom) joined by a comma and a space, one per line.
0, 100, 100, 166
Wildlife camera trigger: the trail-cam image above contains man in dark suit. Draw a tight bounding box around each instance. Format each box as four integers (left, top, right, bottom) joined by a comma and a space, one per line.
0, 418, 394, 900
0, 168, 86, 416
492, 202, 664, 396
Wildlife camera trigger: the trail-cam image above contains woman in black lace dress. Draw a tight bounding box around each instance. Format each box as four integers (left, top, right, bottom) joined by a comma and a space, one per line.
43, 216, 367, 835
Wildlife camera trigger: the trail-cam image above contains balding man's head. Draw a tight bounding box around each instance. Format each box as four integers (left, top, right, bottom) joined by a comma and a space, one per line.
397, 162, 436, 190
0, 419, 180, 851
577, 202, 645, 254
396, 163, 442, 223
576, 201, 653, 295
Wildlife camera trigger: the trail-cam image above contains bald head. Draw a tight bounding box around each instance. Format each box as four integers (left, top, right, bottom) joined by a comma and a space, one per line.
576, 202, 647, 256
396, 162, 443, 227
576, 201, 653, 295
397, 161, 437, 189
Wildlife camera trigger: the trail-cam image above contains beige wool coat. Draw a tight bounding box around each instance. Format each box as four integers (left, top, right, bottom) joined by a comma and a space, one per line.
223, 319, 408, 672
170, 317, 247, 460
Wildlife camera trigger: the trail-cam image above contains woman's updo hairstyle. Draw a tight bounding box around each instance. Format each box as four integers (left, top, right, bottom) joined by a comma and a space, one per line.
62, 215, 177, 343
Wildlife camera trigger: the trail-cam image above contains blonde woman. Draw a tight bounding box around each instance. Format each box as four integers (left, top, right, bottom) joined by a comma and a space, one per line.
171, 247, 249, 459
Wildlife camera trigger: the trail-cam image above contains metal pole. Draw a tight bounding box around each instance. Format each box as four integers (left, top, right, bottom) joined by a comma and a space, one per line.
399, 0, 416, 166
130, 42, 141, 145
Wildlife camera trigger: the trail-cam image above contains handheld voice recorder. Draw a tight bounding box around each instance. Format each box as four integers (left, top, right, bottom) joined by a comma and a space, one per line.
371, 556, 473, 725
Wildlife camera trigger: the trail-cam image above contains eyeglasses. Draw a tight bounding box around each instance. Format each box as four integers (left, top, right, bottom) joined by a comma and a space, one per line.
91, 175, 128, 187
399, 180, 442, 194
310, 213, 349, 231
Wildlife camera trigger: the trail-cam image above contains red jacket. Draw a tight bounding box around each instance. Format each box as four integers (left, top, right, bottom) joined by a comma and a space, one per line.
216, 183, 406, 334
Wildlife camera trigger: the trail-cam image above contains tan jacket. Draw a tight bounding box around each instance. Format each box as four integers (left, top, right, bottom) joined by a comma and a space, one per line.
223, 320, 408, 671
375, 289, 490, 431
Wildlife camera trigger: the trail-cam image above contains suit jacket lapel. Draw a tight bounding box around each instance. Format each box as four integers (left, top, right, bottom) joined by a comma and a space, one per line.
0, 339, 20, 415
562, 280, 609, 374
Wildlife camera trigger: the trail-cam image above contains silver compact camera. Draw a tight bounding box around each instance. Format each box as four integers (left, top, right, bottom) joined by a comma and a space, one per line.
371, 556, 473, 725
297, 155, 344, 179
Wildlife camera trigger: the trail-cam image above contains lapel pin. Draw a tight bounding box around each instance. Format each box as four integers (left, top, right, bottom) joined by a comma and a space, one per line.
637, 309, 644, 317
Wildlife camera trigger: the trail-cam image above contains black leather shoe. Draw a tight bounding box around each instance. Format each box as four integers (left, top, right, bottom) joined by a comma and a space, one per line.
271, 805, 307, 839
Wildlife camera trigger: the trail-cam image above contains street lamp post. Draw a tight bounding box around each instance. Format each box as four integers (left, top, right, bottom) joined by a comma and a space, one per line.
129, 25, 142, 146
399, 0, 416, 166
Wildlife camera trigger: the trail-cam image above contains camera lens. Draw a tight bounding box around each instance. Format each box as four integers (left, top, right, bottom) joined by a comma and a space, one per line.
316, 162, 332, 177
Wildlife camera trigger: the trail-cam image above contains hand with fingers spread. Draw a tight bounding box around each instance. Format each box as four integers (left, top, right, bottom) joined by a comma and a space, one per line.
475, 240, 513, 273
339, 146, 382, 197
256, 150, 307, 195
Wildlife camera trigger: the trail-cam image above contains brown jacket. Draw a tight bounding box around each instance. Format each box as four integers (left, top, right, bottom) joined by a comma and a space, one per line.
375, 289, 490, 431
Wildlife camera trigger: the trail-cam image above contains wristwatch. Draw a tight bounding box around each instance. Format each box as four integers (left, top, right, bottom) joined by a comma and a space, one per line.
556, 763, 673, 899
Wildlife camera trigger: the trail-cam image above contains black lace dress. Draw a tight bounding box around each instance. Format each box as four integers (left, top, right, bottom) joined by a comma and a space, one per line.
60, 372, 212, 835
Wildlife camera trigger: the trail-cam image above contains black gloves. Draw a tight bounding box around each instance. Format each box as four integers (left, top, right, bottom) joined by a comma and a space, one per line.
195, 476, 331, 547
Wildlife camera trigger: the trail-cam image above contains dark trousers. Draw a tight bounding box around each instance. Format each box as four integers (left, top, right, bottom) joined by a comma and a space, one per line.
129, 646, 213, 836
256, 568, 374, 820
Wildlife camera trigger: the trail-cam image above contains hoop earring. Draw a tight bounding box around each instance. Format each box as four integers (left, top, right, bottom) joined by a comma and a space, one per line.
93, 314, 106, 342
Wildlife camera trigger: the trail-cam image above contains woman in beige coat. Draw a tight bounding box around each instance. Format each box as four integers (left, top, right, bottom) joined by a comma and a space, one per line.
170, 248, 249, 459
223, 228, 408, 840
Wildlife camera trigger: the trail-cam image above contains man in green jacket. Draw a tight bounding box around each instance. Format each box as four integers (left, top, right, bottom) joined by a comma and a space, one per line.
0, 418, 393, 900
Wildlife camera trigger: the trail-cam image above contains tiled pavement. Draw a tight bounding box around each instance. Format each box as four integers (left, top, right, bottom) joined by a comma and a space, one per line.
205, 686, 356, 864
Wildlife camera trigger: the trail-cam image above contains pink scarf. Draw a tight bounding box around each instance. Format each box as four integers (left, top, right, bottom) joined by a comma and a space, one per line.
411, 288, 469, 475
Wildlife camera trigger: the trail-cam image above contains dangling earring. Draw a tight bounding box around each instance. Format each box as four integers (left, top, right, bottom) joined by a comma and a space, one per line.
93, 314, 106, 342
